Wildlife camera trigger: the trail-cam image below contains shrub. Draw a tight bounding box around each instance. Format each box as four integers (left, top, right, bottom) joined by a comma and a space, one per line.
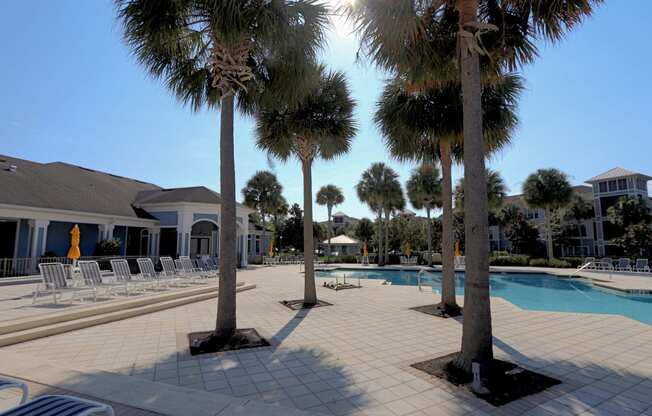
529, 258, 572, 268
489, 255, 530, 266
94, 239, 121, 256
559, 257, 584, 268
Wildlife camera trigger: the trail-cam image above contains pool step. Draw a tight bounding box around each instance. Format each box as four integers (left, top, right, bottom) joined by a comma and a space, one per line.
0, 283, 256, 347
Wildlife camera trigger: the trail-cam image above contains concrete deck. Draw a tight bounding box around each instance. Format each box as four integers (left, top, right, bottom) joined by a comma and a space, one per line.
1, 265, 651, 415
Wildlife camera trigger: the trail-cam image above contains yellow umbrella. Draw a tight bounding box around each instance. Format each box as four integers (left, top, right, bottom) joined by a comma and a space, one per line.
454, 241, 461, 257
405, 243, 412, 258
362, 242, 368, 257
67, 224, 81, 261
268, 238, 274, 257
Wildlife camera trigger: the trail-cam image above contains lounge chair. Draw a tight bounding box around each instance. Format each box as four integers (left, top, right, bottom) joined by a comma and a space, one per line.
78, 261, 135, 296
205, 257, 219, 271
616, 258, 632, 272
599, 258, 614, 271
159, 257, 198, 284
583, 257, 596, 269
109, 259, 153, 292
0, 377, 28, 405
635, 258, 650, 273
136, 258, 176, 288
0, 395, 114, 416
181, 256, 217, 278
34, 263, 97, 304
454, 256, 466, 269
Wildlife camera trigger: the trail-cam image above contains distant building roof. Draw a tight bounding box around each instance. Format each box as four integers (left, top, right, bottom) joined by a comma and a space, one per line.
0, 155, 160, 219
332, 211, 348, 217
587, 168, 652, 183
504, 185, 593, 206
398, 209, 416, 216
322, 234, 359, 245
134, 186, 249, 208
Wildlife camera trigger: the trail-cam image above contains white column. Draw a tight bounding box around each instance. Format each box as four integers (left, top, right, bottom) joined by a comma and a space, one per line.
30, 220, 49, 273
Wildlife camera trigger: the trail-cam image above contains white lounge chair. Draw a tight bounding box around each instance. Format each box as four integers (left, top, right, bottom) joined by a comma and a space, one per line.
583, 257, 596, 270
0, 377, 28, 405
181, 256, 217, 278
635, 258, 650, 273
78, 260, 134, 296
599, 258, 614, 271
137, 257, 177, 288
109, 259, 153, 292
454, 256, 466, 269
160, 257, 198, 284
34, 263, 97, 304
0, 395, 114, 416
616, 258, 632, 272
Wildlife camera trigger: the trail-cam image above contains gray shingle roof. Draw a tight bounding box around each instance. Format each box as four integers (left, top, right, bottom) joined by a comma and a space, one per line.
587, 167, 652, 183
134, 186, 249, 209
0, 155, 161, 219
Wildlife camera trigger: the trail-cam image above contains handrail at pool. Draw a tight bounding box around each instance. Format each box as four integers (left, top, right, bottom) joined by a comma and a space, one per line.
571, 261, 612, 280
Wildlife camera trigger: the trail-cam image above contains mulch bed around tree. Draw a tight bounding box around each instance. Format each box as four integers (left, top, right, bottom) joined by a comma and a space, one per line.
279, 299, 333, 311
410, 303, 462, 318
188, 329, 270, 356
411, 352, 561, 406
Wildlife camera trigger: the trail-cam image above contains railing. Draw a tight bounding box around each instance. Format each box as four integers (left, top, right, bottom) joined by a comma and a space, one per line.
0, 258, 33, 277
571, 261, 612, 280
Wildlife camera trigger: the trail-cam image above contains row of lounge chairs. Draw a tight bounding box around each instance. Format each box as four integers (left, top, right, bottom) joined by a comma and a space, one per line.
583, 257, 651, 272
400, 256, 418, 265
0, 376, 113, 415
262, 256, 304, 265
33, 256, 219, 304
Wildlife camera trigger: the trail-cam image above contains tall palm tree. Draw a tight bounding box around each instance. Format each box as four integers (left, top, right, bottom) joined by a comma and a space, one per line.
523, 169, 573, 260
356, 162, 395, 266
316, 185, 345, 256
242, 171, 283, 253
252, 64, 357, 306
117, 0, 328, 344
348, 0, 601, 374
383, 176, 405, 264
406, 164, 442, 266
376, 75, 521, 316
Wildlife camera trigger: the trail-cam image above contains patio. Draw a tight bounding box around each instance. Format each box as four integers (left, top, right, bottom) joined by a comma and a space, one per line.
1, 265, 652, 415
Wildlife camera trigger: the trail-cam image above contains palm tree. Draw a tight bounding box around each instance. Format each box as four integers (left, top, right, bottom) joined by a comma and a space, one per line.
523, 169, 573, 260
564, 195, 594, 256
348, 0, 601, 374
242, 171, 283, 254
117, 0, 328, 344
407, 164, 442, 266
316, 185, 345, 256
376, 75, 521, 316
455, 169, 507, 213
252, 64, 357, 306
356, 162, 395, 266
383, 176, 405, 264
354, 218, 375, 247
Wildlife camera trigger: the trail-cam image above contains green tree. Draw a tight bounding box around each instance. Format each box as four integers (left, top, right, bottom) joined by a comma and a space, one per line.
375, 75, 521, 316
242, 171, 283, 252
455, 169, 507, 213
383, 176, 405, 264
271, 195, 289, 250
607, 196, 652, 228
356, 162, 395, 266
316, 185, 345, 256
117, 0, 328, 343
523, 169, 573, 259
611, 223, 652, 258
354, 218, 375, 246
348, 0, 601, 374
252, 64, 357, 306
406, 164, 442, 266
281, 203, 303, 251
499, 205, 542, 256
563, 195, 595, 256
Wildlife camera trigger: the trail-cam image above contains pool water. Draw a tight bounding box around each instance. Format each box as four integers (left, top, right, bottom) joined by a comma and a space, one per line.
316, 269, 652, 325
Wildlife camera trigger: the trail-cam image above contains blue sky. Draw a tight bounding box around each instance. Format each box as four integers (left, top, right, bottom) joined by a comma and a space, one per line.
1, 1, 650, 222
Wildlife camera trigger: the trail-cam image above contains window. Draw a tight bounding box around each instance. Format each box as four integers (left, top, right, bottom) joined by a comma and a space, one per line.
599, 182, 607, 193
333, 217, 344, 223
618, 179, 627, 190
608, 180, 617, 192
248, 235, 253, 253
255, 236, 260, 254
580, 225, 587, 237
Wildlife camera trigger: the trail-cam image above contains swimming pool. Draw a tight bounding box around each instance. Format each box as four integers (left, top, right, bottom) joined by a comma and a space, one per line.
316, 268, 652, 325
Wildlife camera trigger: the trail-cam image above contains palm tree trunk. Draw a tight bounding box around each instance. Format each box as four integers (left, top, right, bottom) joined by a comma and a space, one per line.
456, 0, 493, 373
302, 158, 317, 305
327, 206, 332, 256
546, 208, 554, 259
426, 207, 432, 267
384, 209, 390, 264
215, 93, 237, 338
261, 213, 267, 257
440, 142, 457, 308
377, 212, 384, 266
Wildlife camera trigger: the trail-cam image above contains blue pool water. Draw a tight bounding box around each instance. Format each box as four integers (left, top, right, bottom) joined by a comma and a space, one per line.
316, 269, 652, 325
